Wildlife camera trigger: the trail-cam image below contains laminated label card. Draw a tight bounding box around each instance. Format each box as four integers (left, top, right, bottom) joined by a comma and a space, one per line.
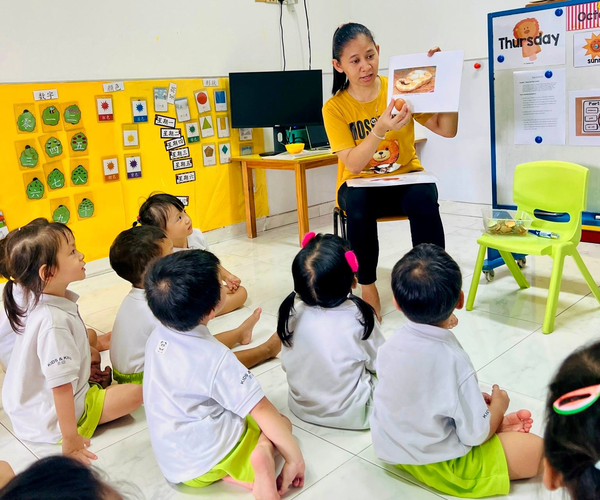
154, 87, 168, 112
175, 98, 191, 123
96, 96, 114, 121
125, 155, 142, 179
194, 90, 211, 113
132, 99, 148, 123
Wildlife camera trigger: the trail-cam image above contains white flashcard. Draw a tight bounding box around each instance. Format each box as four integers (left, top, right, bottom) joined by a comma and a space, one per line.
217, 116, 230, 138
200, 116, 214, 138
219, 142, 231, 164
167, 82, 177, 104
154, 88, 168, 112
239, 128, 253, 141
175, 98, 191, 123
214, 90, 228, 112
125, 155, 142, 179
103, 81, 124, 93
132, 99, 148, 122
160, 128, 181, 139
96, 96, 114, 121
165, 137, 186, 151
241, 145, 254, 156
170, 147, 190, 160
203, 78, 219, 87
203, 143, 216, 166
185, 121, 201, 143
123, 129, 139, 147
194, 90, 211, 113
34, 89, 59, 101
103, 157, 119, 181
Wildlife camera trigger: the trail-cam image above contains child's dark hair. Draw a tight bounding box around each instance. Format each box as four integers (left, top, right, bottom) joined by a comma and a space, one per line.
277, 233, 374, 347
332, 23, 376, 94
109, 226, 168, 286
0, 456, 123, 500
392, 244, 462, 325
136, 193, 185, 229
0, 218, 48, 280
1, 221, 73, 333
145, 250, 221, 332
545, 341, 600, 500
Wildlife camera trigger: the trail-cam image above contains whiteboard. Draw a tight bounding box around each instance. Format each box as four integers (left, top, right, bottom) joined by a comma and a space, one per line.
490, 1, 600, 215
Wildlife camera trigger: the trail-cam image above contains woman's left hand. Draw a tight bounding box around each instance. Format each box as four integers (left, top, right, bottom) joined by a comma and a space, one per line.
427, 46, 441, 57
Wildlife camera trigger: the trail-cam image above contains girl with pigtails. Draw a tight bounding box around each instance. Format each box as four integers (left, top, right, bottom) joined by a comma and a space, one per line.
277, 232, 384, 430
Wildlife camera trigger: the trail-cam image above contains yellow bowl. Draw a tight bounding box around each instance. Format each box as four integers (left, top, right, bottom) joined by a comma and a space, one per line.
285, 143, 305, 154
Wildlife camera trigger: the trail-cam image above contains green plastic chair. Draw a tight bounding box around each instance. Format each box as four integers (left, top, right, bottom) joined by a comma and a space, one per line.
466, 161, 600, 334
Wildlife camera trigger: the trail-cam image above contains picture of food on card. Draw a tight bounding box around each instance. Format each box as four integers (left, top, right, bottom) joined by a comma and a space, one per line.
393, 66, 436, 94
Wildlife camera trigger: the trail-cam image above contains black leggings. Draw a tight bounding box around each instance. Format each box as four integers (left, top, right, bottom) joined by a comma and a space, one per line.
338, 182, 445, 285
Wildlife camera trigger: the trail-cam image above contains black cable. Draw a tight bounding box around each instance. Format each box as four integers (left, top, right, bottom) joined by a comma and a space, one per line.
280, 1, 286, 71
303, 0, 311, 70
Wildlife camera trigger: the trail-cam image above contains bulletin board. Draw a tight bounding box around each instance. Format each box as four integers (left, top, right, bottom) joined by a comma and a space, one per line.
0, 77, 268, 262
489, 1, 600, 227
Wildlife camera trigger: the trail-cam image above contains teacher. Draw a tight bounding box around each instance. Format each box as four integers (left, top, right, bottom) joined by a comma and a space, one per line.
322, 22, 458, 320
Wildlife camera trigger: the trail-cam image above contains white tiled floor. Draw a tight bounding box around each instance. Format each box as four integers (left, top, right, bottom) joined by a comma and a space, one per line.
2, 200, 600, 499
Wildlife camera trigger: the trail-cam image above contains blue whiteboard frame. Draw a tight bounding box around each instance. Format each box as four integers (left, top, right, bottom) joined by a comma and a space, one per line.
487, 0, 600, 228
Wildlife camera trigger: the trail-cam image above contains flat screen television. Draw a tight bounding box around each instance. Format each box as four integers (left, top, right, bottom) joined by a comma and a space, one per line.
229, 70, 323, 129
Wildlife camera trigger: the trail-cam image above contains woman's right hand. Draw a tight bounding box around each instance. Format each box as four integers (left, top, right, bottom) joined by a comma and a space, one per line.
374, 99, 412, 136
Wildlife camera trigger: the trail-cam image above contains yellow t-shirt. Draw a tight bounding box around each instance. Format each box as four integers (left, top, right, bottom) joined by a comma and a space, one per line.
322, 76, 433, 190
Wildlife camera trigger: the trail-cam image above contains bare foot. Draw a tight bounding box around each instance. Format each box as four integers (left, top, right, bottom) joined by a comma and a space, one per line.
95, 332, 112, 352
498, 410, 533, 433
448, 313, 459, 329
251, 442, 279, 500
264, 333, 282, 359
239, 308, 262, 345
361, 284, 382, 323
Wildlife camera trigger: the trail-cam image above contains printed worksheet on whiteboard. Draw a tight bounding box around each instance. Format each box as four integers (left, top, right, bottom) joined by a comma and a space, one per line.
513, 68, 565, 145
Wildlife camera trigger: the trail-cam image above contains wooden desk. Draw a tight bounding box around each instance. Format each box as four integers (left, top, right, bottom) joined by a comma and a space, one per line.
232, 138, 427, 246
232, 152, 337, 245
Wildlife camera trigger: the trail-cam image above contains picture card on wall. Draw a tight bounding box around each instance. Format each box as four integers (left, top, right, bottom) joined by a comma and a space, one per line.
154, 87, 168, 112
102, 156, 119, 181
194, 90, 211, 113
170, 147, 190, 160
214, 90, 228, 112
217, 116, 230, 138
125, 155, 142, 179
132, 99, 148, 122
200, 116, 214, 138
175, 98, 191, 123
241, 145, 254, 156
239, 128, 253, 141
68, 129, 89, 157
15, 104, 38, 134
219, 143, 231, 164
177, 196, 189, 206
173, 158, 193, 170
122, 124, 139, 148
155, 114, 176, 128
160, 128, 181, 139
165, 137, 186, 151
39, 103, 62, 133
96, 96, 114, 121
175, 171, 196, 184
185, 121, 201, 143
60, 102, 83, 130
203, 144, 216, 166
167, 82, 178, 104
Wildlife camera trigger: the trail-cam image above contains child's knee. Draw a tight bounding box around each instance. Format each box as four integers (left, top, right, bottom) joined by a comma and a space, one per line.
237, 286, 248, 303
279, 414, 292, 430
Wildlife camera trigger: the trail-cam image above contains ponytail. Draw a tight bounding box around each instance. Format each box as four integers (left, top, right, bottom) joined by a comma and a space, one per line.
276, 291, 297, 348
331, 22, 376, 95
347, 293, 375, 340
3, 280, 27, 333
0, 235, 9, 280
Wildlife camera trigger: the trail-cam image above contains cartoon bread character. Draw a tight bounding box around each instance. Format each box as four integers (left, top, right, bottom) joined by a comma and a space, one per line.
514, 18, 542, 61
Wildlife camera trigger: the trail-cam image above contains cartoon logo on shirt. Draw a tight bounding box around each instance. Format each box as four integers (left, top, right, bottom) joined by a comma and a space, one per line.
47, 355, 72, 367
368, 139, 402, 175
156, 340, 169, 354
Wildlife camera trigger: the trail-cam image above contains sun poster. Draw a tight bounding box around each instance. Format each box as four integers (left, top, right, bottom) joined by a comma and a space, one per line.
574, 30, 600, 66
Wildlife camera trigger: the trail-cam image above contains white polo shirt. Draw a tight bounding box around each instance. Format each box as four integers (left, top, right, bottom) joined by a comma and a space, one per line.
2, 291, 91, 443
281, 300, 385, 430
110, 287, 158, 375
172, 228, 209, 252
144, 323, 265, 484
370, 321, 490, 465
0, 284, 28, 371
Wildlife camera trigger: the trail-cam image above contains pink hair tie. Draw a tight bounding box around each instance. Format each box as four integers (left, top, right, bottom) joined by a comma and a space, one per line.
301, 231, 316, 248
345, 250, 359, 273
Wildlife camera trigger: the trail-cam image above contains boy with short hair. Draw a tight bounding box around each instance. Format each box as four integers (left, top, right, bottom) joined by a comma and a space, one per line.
370, 244, 544, 498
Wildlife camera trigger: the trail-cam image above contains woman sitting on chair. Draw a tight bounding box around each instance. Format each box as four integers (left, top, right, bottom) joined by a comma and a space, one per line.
322, 22, 458, 320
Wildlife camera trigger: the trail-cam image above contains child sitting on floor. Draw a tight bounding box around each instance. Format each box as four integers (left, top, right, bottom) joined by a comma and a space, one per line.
143, 250, 304, 498
371, 243, 544, 498
1, 222, 142, 464
137, 193, 246, 315
278, 232, 384, 430
544, 341, 600, 500
109, 226, 279, 384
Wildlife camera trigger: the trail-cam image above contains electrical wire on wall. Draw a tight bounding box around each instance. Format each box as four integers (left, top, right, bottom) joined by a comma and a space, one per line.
303, 0, 311, 70
279, 0, 286, 71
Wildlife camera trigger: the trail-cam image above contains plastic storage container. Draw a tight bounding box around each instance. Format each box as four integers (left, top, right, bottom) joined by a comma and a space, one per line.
482, 209, 532, 236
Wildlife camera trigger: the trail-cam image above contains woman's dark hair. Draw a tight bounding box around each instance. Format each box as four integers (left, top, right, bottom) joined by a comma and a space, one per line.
0, 456, 123, 500
1, 221, 73, 333
145, 250, 221, 332
545, 341, 600, 500
136, 193, 185, 230
391, 244, 462, 325
109, 226, 168, 287
331, 22, 376, 95
277, 233, 374, 347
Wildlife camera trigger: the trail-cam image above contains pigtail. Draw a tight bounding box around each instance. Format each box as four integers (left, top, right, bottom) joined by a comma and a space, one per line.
0, 235, 9, 280
3, 280, 26, 334
347, 293, 375, 340
277, 291, 297, 348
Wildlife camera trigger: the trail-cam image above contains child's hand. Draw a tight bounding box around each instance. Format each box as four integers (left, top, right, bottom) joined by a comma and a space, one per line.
62, 434, 97, 465
276, 460, 305, 496
224, 272, 241, 291
482, 392, 492, 406
490, 384, 510, 414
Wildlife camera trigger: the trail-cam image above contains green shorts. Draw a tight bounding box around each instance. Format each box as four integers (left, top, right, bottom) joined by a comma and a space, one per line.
113, 368, 144, 385
76, 383, 106, 439
396, 434, 510, 498
183, 415, 261, 488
